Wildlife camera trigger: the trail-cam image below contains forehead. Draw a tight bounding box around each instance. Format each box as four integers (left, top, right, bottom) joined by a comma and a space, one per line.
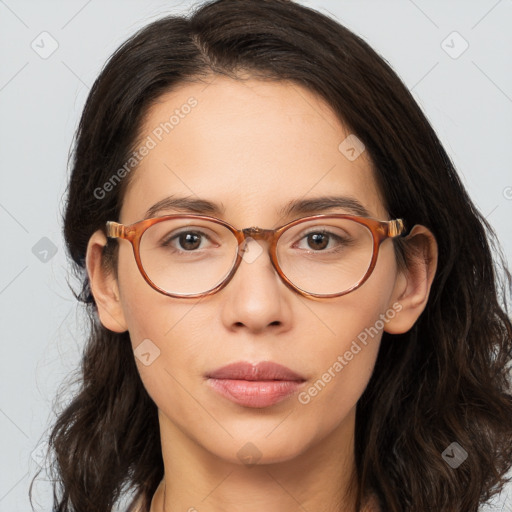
120, 76, 387, 225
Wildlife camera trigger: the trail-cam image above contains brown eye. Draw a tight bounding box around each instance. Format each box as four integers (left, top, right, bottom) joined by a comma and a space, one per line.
177, 232, 202, 251
306, 232, 329, 250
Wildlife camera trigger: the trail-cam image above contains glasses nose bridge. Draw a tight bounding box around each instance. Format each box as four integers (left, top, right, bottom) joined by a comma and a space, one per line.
241, 226, 277, 244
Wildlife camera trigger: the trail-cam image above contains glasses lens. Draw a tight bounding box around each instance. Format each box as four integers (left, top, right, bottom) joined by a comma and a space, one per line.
138, 217, 375, 297
277, 218, 374, 295
139, 218, 239, 295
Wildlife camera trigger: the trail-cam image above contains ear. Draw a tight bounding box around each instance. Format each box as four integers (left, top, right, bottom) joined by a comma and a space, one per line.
85, 230, 128, 333
384, 225, 438, 334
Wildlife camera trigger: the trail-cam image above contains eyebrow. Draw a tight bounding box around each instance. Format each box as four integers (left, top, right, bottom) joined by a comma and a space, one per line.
144, 196, 224, 219
143, 194, 371, 221
279, 195, 371, 218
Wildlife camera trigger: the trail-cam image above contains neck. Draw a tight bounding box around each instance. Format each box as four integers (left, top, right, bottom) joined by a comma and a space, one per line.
150, 407, 360, 512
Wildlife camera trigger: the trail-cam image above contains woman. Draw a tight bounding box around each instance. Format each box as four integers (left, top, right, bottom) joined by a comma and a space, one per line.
35, 0, 512, 511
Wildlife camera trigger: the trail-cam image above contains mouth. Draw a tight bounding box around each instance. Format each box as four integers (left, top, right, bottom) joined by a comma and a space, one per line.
205, 361, 306, 408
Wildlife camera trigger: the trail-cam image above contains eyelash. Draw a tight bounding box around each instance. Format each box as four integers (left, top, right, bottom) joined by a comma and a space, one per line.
160, 228, 352, 253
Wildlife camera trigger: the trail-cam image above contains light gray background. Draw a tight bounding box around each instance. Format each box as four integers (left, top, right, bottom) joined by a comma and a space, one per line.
1, 0, 511, 510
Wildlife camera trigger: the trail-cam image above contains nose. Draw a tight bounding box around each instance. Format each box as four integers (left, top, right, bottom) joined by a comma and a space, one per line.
219, 236, 293, 335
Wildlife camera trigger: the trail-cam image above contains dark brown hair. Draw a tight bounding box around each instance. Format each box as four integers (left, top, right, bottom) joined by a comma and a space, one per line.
31, 0, 512, 510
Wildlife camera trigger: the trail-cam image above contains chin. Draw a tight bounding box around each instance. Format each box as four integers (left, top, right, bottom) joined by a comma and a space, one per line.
201, 430, 314, 467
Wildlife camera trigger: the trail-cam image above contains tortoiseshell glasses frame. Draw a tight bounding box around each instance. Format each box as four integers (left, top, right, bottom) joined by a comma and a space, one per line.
106, 214, 407, 300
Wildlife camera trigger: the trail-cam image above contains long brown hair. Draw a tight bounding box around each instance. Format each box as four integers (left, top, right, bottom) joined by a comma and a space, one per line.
31, 1, 512, 510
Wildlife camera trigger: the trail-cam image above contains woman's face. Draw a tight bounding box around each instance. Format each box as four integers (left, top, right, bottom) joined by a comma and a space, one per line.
96, 76, 413, 466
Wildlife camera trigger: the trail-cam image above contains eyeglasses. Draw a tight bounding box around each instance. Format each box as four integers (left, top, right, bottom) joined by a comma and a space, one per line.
105, 214, 406, 300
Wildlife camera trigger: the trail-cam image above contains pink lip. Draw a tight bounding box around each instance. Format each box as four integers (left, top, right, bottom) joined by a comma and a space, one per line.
205, 361, 306, 408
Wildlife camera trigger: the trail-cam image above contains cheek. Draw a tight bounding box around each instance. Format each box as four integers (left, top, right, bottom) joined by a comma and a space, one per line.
115, 243, 215, 408
115, 242, 198, 338
296, 245, 400, 417
116, 243, 160, 340
296, 297, 384, 420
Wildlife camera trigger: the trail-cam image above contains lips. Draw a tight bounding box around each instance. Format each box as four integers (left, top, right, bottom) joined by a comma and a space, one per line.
206, 361, 306, 382
205, 361, 306, 408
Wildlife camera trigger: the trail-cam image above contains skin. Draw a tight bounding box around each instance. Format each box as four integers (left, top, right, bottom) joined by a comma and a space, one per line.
86, 76, 438, 512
